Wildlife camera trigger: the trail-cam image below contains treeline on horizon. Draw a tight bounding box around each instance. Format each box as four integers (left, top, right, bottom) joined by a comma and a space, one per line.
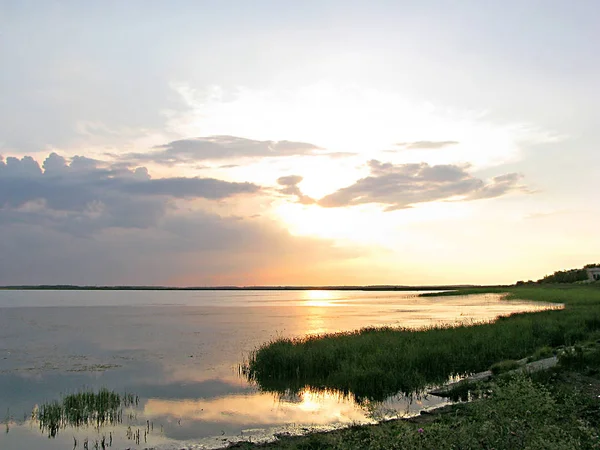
517, 263, 600, 285
0, 284, 490, 291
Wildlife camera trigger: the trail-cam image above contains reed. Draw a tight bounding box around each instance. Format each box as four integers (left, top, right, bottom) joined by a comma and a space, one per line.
36, 388, 136, 437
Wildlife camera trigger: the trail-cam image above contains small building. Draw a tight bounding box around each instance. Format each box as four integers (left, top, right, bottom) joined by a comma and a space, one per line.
587, 267, 600, 281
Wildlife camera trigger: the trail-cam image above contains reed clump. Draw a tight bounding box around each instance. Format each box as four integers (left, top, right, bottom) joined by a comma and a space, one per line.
36, 388, 138, 437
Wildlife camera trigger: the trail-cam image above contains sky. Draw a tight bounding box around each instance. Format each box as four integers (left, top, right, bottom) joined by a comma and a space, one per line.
1, 0, 599, 286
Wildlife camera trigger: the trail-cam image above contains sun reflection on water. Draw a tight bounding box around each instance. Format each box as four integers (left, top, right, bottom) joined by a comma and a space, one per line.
297, 388, 324, 412
143, 388, 369, 426
302, 290, 336, 307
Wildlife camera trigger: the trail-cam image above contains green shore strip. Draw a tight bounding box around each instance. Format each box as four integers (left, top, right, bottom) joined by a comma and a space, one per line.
238, 285, 600, 449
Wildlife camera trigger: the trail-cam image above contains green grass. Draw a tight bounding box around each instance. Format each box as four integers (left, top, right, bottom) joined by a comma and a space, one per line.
36, 389, 138, 437
243, 285, 600, 402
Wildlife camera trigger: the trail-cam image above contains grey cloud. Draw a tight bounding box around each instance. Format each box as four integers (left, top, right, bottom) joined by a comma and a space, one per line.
419, 164, 469, 182
42, 152, 69, 173
0, 155, 43, 177
470, 173, 528, 199
216, 164, 240, 169
395, 141, 459, 149
318, 160, 526, 211
123, 136, 321, 165
0, 153, 260, 233
70, 155, 101, 171
120, 177, 258, 199
277, 175, 304, 186
276, 175, 315, 205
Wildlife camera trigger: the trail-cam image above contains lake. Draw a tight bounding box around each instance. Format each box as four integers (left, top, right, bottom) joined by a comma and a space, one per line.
0, 289, 559, 449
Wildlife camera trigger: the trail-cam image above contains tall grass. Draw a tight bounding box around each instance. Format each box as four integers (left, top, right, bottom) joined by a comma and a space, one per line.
244, 285, 600, 402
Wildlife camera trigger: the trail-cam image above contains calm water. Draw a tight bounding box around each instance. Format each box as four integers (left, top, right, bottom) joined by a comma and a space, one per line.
0, 290, 559, 449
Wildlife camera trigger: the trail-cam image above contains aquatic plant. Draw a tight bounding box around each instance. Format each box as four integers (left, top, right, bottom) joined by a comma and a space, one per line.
36, 388, 137, 437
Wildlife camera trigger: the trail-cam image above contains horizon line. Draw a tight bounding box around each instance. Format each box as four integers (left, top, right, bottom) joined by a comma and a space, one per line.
0, 284, 501, 291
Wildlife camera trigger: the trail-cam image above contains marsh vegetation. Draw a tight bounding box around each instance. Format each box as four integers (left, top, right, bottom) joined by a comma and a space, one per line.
244, 286, 600, 402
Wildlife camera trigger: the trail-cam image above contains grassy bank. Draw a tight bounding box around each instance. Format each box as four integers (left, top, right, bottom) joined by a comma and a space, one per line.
244, 285, 600, 402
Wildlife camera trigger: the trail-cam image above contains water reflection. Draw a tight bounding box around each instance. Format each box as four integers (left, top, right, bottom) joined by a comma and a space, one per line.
4, 417, 183, 450
0, 290, 562, 449
144, 388, 369, 426
5, 387, 447, 449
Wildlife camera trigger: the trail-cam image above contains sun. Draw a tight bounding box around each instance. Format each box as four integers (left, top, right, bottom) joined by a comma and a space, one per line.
275, 202, 394, 244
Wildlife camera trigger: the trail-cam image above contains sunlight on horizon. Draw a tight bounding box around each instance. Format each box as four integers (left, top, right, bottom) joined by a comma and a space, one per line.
302, 290, 337, 308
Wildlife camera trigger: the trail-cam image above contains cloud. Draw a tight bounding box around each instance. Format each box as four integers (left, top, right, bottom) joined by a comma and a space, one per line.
276, 175, 315, 205
395, 141, 459, 149
469, 172, 526, 200
121, 177, 258, 199
277, 175, 304, 186
0, 152, 357, 285
0, 153, 259, 220
122, 136, 321, 165
0, 155, 43, 177
317, 160, 527, 211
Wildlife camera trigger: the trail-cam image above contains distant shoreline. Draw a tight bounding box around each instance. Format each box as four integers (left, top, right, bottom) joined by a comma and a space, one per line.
0, 284, 502, 291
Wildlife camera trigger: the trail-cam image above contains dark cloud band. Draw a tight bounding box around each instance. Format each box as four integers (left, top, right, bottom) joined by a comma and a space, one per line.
0, 153, 260, 214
